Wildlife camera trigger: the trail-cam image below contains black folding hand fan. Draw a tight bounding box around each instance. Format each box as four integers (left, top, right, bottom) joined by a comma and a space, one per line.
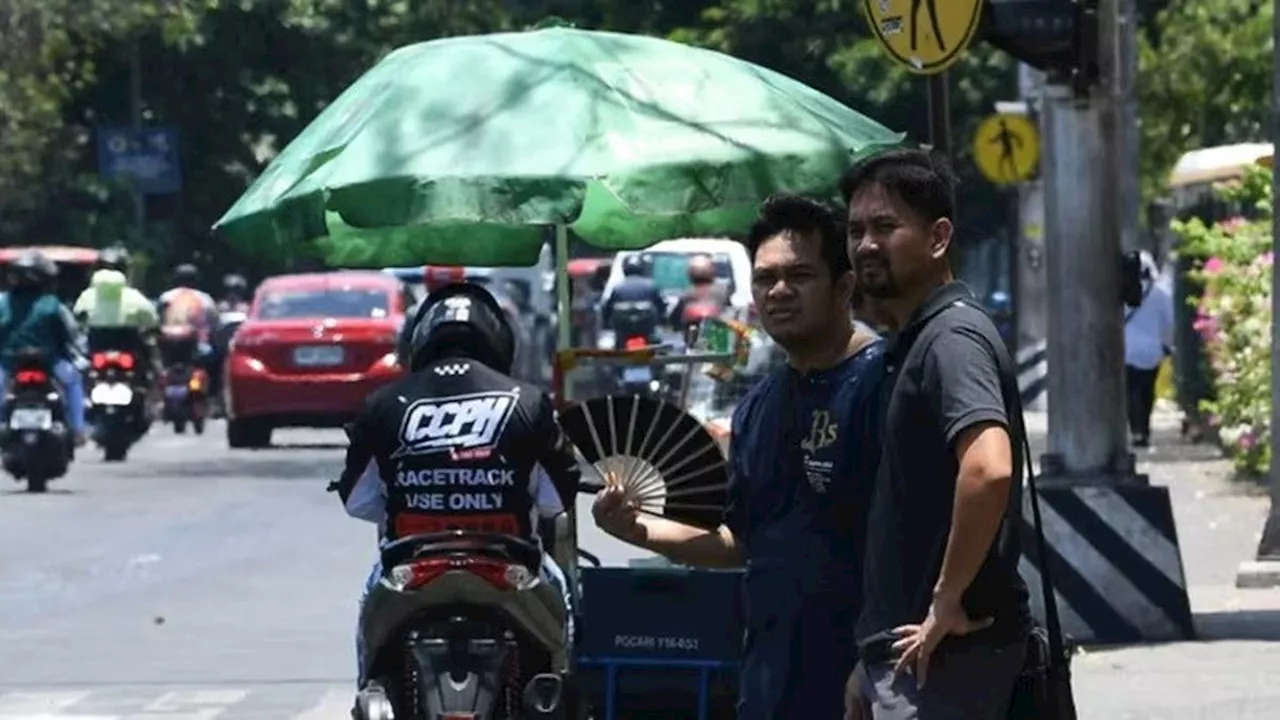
559, 394, 729, 530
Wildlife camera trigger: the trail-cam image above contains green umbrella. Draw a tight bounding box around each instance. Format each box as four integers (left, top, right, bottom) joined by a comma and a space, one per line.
212, 25, 905, 268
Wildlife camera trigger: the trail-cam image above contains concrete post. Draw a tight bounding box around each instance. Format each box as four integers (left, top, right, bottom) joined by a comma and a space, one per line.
1235, 0, 1280, 589
1023, 1, 1193, 645
1039, 84, 1133, 478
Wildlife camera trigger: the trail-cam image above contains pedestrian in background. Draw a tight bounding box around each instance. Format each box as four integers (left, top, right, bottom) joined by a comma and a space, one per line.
841, 148, 1031, 720
593, 193, 884, 719
1123, 250, 1174, 448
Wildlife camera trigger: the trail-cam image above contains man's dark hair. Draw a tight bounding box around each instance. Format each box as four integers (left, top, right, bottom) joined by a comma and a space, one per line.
743, 193, 851, 279
839, 147, 959, 225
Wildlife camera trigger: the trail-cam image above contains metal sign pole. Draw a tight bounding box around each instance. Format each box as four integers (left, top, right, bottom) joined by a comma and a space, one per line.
129, 38, 146, 236
928, 74, 952, 156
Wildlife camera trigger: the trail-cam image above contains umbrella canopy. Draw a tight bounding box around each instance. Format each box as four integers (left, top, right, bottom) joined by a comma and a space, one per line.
213, 26, 904, 268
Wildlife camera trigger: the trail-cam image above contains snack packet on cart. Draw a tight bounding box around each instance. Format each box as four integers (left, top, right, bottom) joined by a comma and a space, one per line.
693, 317, 752, 382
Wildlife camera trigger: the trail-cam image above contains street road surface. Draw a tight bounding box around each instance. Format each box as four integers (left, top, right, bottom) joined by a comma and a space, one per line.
0, 423, 650, 719
3, 410, 1278, 718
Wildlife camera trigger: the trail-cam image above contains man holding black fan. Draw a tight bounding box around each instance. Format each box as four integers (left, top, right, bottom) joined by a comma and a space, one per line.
593, 194, 885, 720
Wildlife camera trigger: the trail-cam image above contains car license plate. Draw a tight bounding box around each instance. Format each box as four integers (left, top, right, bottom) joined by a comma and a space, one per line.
293, 345, 344, 367
165, 385, 189, 400
91, 383, 133, 406
10, 408, 51, 430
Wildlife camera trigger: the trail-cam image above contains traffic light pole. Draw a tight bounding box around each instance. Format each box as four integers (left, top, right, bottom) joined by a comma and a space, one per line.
1039, 84, 1134, 480
1028, 0, 1197, 644
1039, 0, 1135, 481
1235, 0, 1280, 588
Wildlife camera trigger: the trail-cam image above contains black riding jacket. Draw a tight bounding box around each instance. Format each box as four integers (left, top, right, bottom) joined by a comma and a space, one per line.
334, 356, 579, 542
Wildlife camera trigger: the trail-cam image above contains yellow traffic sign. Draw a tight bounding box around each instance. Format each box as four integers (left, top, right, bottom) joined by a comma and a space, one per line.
973, 113, 1040, 185
862, 0, 985, 75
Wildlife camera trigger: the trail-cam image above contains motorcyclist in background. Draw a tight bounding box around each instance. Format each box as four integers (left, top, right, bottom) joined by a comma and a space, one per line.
668, 253, 730, 330
600, 254, 665, 348
212, 273, 250, 405
156, 264, 219, 375
74, 247, 160, 332
330, 281, 578, 688
0, 251, 87, 445
218, 273, 250, 315
73, 249, 162, 429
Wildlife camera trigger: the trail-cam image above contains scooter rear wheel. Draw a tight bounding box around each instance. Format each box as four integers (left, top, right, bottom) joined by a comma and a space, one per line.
353, 684, 394, 720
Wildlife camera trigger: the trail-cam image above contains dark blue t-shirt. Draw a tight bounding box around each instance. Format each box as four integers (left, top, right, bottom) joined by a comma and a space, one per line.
723, 340, 885, 720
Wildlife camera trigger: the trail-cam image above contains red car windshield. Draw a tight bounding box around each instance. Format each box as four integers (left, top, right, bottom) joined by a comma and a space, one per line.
256, 287, 391, 320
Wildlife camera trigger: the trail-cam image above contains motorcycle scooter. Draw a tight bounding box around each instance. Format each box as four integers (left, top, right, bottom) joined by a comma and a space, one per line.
86, 328, 152, 462
353, 530, 574, 720
0, 350, 73, 492
158, 327, 209, 435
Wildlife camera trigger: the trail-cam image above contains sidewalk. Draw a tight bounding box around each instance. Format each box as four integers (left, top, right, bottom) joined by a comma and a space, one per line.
1026, 405, 1280, 719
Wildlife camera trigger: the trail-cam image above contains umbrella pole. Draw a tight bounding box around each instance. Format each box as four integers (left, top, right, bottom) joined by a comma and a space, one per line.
551, 223, 584, 673
555, 224, 572, 351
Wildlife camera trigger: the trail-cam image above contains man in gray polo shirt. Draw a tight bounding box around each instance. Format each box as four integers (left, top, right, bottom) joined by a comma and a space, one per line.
841, 149, 1031, 720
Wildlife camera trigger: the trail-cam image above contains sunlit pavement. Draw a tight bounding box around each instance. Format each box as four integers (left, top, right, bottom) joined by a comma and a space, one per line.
1029, 407, 1280, 719
0, 422, 650, 718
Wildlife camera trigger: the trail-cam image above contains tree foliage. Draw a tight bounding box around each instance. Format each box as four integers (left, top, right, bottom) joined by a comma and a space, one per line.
1137, 0, 1273, 201
0, 0, 1032, 288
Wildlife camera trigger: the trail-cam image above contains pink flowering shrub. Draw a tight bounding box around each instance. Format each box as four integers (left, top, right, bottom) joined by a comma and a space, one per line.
1173, 166, 1274, 476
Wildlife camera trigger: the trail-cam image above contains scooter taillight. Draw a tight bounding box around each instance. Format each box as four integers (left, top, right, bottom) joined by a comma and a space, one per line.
623, 336, 647, 350
392, 556, 533, 591
92, 351, 134, 371
15, 369, 46, 385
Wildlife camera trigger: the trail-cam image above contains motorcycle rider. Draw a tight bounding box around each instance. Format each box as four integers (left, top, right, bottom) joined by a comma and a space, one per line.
331, 281, 579, 687
212, 273, 250, 404
0, 250, 87, 445
600, 253, 665, 348
218, 273, 250, 314
73, 251, 161, 432
668, 253, 730, 330
74, 247, 160, 331
156, 263, 219, 376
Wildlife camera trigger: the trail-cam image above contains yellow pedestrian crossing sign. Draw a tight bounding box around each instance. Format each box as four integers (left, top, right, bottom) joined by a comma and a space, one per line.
862, 0, 985, 75
973, 113, 1040, 185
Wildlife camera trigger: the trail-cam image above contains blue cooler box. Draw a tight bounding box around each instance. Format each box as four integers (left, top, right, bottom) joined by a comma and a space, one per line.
575, 566, 743, 719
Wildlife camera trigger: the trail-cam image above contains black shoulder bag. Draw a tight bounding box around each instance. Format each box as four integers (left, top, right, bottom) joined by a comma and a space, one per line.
948, 301, 1078, 720
1007, 429, 1079, 720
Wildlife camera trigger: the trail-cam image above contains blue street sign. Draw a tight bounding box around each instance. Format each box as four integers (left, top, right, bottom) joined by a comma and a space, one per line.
96, 126, 182, 195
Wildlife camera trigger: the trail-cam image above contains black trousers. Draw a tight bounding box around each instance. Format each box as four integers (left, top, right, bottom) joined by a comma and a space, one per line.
1125, 365, 1159, 439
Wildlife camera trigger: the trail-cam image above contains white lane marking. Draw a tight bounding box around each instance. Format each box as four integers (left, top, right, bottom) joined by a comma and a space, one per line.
140, 689, 248, 718
0, 716, 118, 719
0, 691, 91, 714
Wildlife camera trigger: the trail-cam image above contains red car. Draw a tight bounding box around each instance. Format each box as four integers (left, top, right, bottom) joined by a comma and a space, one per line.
224, 271, 410, 448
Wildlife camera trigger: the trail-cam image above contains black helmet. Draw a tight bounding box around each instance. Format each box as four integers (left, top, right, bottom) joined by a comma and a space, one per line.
621, 253, 648, 277
405, 282, 515, 374
223, 273, 247, 293
98, 245, 131, 273
9, 250, 57, 290
173, 263, 199, 287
